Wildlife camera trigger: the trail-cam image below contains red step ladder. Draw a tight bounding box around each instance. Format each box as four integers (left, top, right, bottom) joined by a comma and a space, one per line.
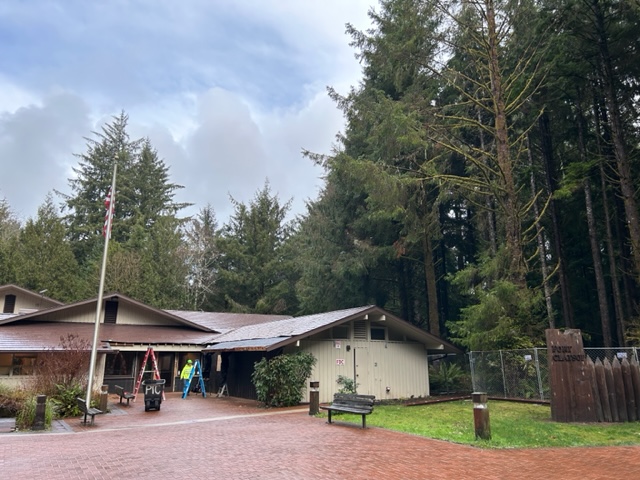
132, 347, 165, 401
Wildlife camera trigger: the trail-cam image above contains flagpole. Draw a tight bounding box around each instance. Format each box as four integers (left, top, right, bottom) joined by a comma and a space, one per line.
85, 161, 117, 407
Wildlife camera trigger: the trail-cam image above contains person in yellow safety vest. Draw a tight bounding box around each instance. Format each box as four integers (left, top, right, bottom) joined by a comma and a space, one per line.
180, 359, 194, 397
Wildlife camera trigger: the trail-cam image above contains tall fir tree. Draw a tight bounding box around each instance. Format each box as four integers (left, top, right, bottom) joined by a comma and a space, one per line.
14, 194, 86, 302
214, 182, 297, 314
62, 112, 190, 306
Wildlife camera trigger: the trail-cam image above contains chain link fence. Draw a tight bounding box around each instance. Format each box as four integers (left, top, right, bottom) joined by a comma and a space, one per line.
466, 347, 640, 401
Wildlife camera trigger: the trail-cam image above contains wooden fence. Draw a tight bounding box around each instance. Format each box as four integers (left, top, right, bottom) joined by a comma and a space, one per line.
588, 357, 640, 423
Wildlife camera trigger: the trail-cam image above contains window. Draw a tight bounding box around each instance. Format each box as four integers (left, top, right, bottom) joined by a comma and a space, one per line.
12, 354, 37, 375
105, 352, 136, 376
370, 327, 386, 341
332, 325, 350, 339
0, 353, 12, 375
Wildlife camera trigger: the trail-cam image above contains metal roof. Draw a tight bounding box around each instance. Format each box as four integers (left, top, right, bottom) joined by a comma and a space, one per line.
0, 285, 461, 355
0, 322, 217, 352
210, 306, 374, 343
165, 310, 291, 333
205, 305, 461, 354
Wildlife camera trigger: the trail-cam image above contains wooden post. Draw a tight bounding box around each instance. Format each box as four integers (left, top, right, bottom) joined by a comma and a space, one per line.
309, 381, 319, 416
612, 358, 628, 422
594, 359, 612, 422
631, 359, 640, 420
33, 395, 46, 430
99, 384, 109, 412
621, 359, 637, 422
472, 392, 491, 440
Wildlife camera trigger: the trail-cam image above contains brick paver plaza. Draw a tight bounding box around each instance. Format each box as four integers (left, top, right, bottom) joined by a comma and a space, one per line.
1, 392, 638, 479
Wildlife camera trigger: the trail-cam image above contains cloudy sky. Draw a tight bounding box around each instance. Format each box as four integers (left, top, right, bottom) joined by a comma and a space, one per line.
0, 1, 377, 224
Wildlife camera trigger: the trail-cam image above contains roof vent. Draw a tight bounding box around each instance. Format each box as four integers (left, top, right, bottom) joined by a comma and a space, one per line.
104, 300, 118, 324
353, 320, 367, 340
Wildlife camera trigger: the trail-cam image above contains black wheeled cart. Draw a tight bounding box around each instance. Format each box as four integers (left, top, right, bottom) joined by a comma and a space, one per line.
142, 378, 166, 411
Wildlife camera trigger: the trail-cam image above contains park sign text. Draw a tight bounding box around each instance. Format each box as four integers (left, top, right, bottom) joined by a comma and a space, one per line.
550, 345, 586, 363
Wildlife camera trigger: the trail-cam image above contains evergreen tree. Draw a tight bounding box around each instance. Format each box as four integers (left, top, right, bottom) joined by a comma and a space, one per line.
0, 198, 20, 285
63, 112, 190, 305
214, 182, 297, 314
14, 195, 86, 302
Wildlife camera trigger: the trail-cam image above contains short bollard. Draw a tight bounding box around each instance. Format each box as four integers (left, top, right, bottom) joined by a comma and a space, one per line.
472, 392, 491, 440
33, 395, 47, 430
99, 384, 109, 412
309, 381, 319, 415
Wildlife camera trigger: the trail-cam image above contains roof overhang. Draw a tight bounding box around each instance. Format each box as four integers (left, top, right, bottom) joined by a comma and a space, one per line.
204, 337, 290, 353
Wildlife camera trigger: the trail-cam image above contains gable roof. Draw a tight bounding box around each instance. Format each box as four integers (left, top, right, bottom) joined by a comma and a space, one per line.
0, 285, 460, 355
206, 306, 461, 354
0, 284, 64, 312
0, 292, 212, 332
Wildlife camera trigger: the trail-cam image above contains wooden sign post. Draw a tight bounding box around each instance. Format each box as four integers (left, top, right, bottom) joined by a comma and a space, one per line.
546, 329, 597, 422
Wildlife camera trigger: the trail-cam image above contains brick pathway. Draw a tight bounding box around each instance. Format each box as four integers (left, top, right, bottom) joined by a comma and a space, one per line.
0, 393, 638, 479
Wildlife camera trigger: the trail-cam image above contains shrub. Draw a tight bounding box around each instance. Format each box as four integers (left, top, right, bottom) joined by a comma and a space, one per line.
51, 383, 84, 418
336, 374, 358, 394
429, 362, 469, 394
29, 334, 90, 397
0, 384, 27, 418
251, 352, 316, 407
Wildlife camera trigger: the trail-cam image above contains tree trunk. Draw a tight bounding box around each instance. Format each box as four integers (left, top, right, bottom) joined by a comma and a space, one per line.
576, 98, 612, 347
539, 113, 575, 327
593, 0, 640, 282
584, 179, 613, 347
592, 96, 626, 345
485, 0, 525, 285
478, 111, 497, 256
423, 227, 440, 337
527, 136, 554, 328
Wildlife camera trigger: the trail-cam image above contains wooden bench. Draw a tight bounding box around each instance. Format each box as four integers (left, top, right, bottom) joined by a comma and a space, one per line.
320, 393, 375, 428
114, 385, 135, 406
76, 397, 102, 425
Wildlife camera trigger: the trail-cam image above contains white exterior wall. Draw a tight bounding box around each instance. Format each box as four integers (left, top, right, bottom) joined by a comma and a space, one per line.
290, 339, 430, 404
30, 302, 178, 326
113, 303, 176, 326
40, 305, 95, 323
2, 293, 58, 314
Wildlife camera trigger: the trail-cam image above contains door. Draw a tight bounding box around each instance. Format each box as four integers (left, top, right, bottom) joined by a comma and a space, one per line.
354, 347, 369, 394
158, 353, 174, 389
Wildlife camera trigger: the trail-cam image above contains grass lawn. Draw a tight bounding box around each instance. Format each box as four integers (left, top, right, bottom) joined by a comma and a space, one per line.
320, 399, 640, 448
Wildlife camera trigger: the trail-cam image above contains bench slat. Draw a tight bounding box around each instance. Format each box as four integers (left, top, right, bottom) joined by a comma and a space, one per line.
320, 406, 372, 414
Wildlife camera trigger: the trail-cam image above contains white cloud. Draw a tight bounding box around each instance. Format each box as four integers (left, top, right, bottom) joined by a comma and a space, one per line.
0, 0, 377, 224
0, 90, 91, 222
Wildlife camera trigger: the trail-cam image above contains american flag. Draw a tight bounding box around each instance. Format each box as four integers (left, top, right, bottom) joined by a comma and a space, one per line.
103, 187, 115, 238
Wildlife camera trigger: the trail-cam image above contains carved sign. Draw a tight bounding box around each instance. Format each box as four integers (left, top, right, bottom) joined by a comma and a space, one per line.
546, 329, 597, 422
